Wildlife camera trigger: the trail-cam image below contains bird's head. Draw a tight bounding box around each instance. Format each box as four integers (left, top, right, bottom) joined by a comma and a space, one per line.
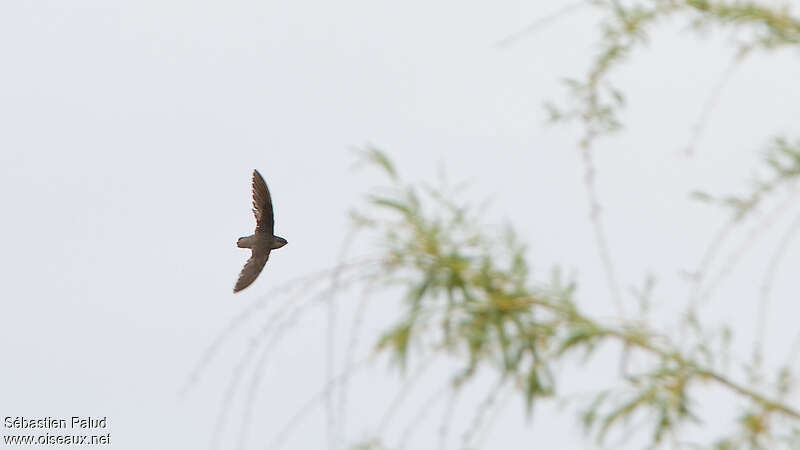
272, 236, 288, 249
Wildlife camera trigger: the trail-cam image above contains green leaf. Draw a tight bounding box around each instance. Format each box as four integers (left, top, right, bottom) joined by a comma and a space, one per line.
358, 146, 398, 180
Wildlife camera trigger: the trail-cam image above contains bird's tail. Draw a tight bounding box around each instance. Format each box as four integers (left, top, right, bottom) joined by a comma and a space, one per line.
237, 235, 254, 248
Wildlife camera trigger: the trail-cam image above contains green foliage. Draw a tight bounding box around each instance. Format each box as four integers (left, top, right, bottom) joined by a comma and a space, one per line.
350, 439, 388, 450
353, 149, 800, 447
346, 1, 800, 448
354, 145, 398, 181
692, 137, 800, 220
550, 0, 800, 148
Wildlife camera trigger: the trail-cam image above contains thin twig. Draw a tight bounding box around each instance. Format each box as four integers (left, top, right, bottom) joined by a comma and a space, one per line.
236, 279, 343, 450
337, 280, 378, 446
755, 211, 800, 368
375, 351, 441, 435
580, 138, 625, 316
215, 277, 342, 450
325, 232, 359, 450
698, 188, 798, 305
396, 381, 453, 450
473, 382, 516, 450
460, 375, 509, 448
208, 331, 258, 450
266, 352, 379, 450
438, 384, 463, 450
684, 52, 747, 156
688, 220, 736, 310
180, 259, 375, 399
494, 1, 588, 48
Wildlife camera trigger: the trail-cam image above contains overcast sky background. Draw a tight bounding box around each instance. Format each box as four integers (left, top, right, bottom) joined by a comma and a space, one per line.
2, 1, 800, 449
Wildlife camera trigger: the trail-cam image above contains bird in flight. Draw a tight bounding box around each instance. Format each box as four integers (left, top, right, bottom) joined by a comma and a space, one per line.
233, 170, 287, 293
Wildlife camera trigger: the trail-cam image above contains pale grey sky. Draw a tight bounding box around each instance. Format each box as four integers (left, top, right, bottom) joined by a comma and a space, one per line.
2, 1, 800, 449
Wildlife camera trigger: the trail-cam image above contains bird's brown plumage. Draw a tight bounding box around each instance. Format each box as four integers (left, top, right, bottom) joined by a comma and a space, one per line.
234, 170, 276, 293
251, 169, 274, 235
234, 246, 270, 292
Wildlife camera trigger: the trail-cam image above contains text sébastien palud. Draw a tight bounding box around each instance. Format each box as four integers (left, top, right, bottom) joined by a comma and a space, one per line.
4, 416, 108, 429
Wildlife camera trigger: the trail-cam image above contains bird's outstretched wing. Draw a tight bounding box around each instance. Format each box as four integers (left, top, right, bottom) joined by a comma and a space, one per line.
233, 248, 271, 293
251, 170, 275, 235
